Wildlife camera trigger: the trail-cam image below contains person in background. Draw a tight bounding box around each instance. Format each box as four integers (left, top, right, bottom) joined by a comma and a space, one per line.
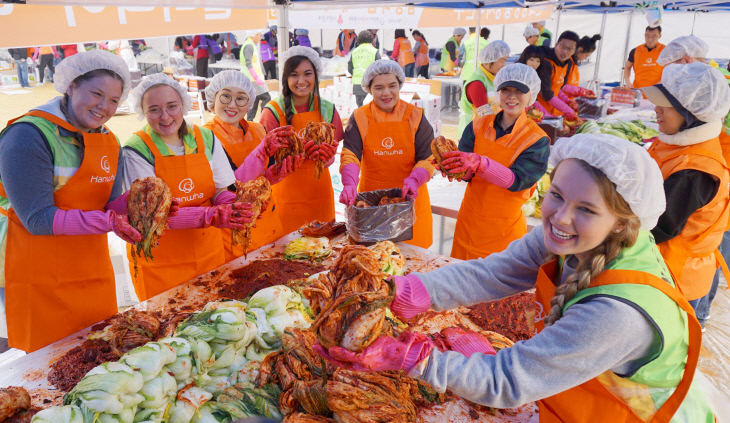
340, 61, 435, 248
349, 31, 381, 107
294, 29, 312, 48
412, 30, 430, 79
656, 35, 708, 66
123, 74, 251, 301
563, 34, 601, 98
535, 31, 579, 119
174, 36, 193, 55
524, 26, 540, 46
334, 29, 357, 57
460, 26, 490, 81
441, 28, 466, 72
192, 34, 212, 77
532, 20, 552, 47
33, 46, 59, 86
391, 29, 416, 78
259, 47, 344, 233
60, 44, 79, 58
457, 41, 511, 138
240, 30, 270, 121
370, 30, 380, 50
8, 48, 30, 89
517, 45, 551, 117
623, 26, 664, 89
261, 26, 278, 80
642, 63, 730, 324
218, 32, 240, 60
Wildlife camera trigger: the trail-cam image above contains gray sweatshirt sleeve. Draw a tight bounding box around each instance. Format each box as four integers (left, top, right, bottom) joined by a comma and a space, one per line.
416, 226, 549, 310
243, 44, 254, 69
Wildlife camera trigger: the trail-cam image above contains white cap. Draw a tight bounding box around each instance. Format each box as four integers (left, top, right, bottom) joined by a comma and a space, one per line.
656, 35, 709, 66
279, 46, 324, 76
550, 134, 666, 230
295, 29, 308, 36
478, 40, 511, 64
246, 29, 262, 38
493, 63, 541, 105
658, 63, 730, 122
533, 20, 546, 26
361, 60, 406, 94
54, 50, 132, 101
205, 70, 256, 112
128, 73, 192, 121
523, 26, 540, 37
453, 28, 467, 36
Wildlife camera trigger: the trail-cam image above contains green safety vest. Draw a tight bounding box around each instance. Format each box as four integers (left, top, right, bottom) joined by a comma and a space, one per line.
240, 37, 264, 82
457, 66, 497, 139
124, 124, 215, 164
721, 68, 730, 137
351, 44, 378, 86
441, 36, 460, 70
263, 95, 336, 125
538, 27, 553, 47
461, 33, 490, 82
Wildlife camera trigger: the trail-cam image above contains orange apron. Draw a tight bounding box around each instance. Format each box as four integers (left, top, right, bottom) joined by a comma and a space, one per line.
2, 111, 118, 352
719, 131, 730, 166
648, 139, 730, 300
566, 58, 580, 92
534, 259, 701, 422
204, 117, 284, 261
396, 37, 415, 67
268, 101, 335, 234
353, 101, 432, 248
415, 40, 429, 67
126, 126, 223, 301
633, 43, 666, 89
334, 31, 356, 57
451, 113, 544, 260
537, 58, 571, 116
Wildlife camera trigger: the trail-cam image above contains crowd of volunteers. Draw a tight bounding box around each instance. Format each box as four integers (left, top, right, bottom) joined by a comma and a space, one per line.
1, 19, 730, 422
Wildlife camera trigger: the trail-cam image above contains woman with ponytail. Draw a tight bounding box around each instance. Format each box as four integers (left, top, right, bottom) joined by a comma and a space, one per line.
318, 134, 715, 422
563, 34, 602, 98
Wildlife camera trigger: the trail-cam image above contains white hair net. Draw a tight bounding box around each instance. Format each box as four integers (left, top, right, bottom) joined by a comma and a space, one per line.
478, 40, 511, 64
656, 35, 709, 66
661, 62, 730, 122
246, 30, 262, 38
205, 70, 256, 112
128, 73, 192, 121
550, 134, 666, 230
280, 46, 324, 76
295, 29, 309, 36
534, 20, 546, 26
360, 60, 406, 94
54, 50, 132, 101
523, 26, 540, 37
453, 28, 467, 36
493, 63, 541, 105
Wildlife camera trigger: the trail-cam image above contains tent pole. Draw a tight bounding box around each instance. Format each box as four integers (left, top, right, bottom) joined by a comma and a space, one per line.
320, 29, 323, 52
592, 10, 608, 81
166, 36, 171, 67
474, 8, 481, 72
501, 24, 505, 41
620, 11, 634, 86
277, 4, 289, 81
555, 7, 561, 36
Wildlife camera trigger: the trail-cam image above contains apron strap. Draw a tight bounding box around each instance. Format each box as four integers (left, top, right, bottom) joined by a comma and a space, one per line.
191, 125, 206, 155
0, 207, 8, 217
9, 110, 94, 134
713, 249, 730, 291
136, 130, 164, 160
269, 101, 287, 127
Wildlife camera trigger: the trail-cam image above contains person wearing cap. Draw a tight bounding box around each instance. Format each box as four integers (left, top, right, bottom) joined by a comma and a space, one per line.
457, 41, 511, 138
641, 63, 730, 314
203, 70, 302, 261
390, 29, 416, 78
319, 134, 716, 422
261, 26, 278, 80
523, 26, 540, 46
441, 28, 466, 72
532, 21, 552, 47
349, 31, 381, 108
339, 61, 435, 248
443, 64, 549, 259
240, 31, 271, 121
259, 47, 344, 234
623, 26, 664, 89
535, 31, 580, 119
334, 29, 356, 57
561, 34, 601, 99
0, 51, 142, 352
459, 27, 490, 82
293, 29, 312, 48
123, 74, 253, 301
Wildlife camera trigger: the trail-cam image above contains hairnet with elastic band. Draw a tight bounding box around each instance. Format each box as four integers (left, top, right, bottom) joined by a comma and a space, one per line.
54, 50, 132, 101
453, 28, 467, 36
279, 46, 324, 76
493, 63, 541, 105
656, 63, 730, 123
295, 29, 309, 36
205, 70, 256, 112
360, 60, 406, 94
656, 35, 709, 66
550, 134, 666, 230
523, 27, 540, 37
128, 73, 192, 121
478, 40, 511, 64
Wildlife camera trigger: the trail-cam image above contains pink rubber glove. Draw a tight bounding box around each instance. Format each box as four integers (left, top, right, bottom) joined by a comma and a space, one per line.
441, 151, 514, 188
263, 154, 304, 185
389, 274, 431, 319
561, 84, 581, 97
547, 95, 577, 119
261, 126, 297, 157
316, 143, 338, 163
314, 332, 434, 373
234, 127, 295, 182
105, 191, 129, 215
213, 190, 236, 206
440, 151, 483, 178
52, 209, 142, 245
303, 140, 319, 161
339, 163, 360, 206
441, 327, 496, 358
167, 203, 253, 230
530, 101, 554, 118
401, 167, 430, 200
32, 48, 39, 61
250, 69, 265, 86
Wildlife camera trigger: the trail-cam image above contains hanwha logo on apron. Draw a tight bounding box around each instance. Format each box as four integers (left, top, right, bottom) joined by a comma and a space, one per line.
382, 137, 394, 149
533, 301, 546, 335
101, 156, 110, 173
646, 58, 653, 64
179, 178, 195, 193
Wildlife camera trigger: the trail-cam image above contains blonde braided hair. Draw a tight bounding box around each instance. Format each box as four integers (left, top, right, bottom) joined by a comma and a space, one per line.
543, 160, 642, 327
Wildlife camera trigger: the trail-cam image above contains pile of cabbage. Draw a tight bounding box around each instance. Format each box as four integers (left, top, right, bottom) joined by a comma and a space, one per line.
521, 166, 552, 218
32, 286, 312, 423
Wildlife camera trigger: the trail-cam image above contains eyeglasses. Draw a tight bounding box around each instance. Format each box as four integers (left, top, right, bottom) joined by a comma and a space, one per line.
218, 93, 249, 107
556, 43, 576, 53
145, 104, 182, 119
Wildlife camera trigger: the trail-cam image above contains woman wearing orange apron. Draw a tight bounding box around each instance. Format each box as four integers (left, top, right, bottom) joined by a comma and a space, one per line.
390, 29, 416, 78
641, 63, 730, 313
123, 74, 253, 301
412, 30, 430, 80
318, 135, 716, 422
536, 31, 580, 118
204, 70, 304, 261
561, 34, 601, 99
259, 46, 344, 234
0, 51, 141, 352
441, 64, 549, 259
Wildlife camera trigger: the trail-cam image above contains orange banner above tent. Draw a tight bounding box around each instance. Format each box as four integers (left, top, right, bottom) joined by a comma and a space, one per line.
0, 4, 268, 48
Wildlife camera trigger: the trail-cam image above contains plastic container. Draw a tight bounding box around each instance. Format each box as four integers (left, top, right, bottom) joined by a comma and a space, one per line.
346, 188, 415, 244
576, 97, 608, 120
538, 117, 564, 145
